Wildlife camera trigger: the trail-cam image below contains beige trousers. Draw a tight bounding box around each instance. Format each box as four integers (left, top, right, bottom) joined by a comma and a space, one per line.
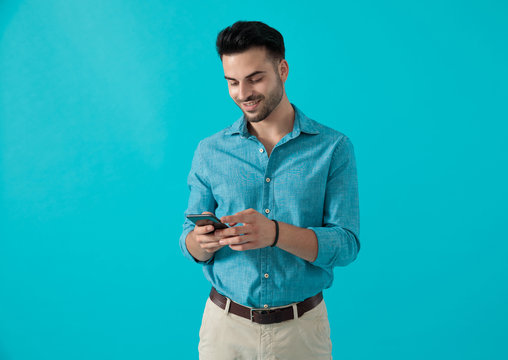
198, 297, 332, 360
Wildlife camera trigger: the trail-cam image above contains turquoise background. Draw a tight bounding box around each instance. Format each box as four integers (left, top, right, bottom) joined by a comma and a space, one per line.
1, 0, 507, 359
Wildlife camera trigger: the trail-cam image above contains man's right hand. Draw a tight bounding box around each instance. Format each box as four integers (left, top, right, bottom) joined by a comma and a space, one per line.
185, 211, 227, 262
193, 211, 225, 254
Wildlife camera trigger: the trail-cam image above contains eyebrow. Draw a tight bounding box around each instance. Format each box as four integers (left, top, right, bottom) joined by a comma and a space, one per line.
224, 71, 266, 81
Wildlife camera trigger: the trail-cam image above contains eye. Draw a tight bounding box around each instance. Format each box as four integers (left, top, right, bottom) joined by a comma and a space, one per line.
250, 77, 262, 84
228, 81, 239, 87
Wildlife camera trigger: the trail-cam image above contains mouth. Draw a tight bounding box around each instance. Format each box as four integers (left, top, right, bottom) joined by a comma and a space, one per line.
242, 98, 262, 112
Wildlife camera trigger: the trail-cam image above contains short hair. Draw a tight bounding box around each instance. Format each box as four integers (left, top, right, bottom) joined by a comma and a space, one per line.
216, 21, 285, 62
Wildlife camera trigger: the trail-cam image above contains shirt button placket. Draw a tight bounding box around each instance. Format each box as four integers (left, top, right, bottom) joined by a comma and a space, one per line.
261, 145, 273, 309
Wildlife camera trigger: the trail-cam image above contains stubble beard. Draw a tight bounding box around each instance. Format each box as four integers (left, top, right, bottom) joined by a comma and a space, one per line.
240, 79, 284, 123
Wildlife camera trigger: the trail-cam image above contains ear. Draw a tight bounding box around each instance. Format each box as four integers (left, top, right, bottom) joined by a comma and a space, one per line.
278, 59, 289, 82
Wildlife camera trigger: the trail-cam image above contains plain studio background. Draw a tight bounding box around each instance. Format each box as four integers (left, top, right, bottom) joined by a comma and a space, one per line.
1, 1, 507, 359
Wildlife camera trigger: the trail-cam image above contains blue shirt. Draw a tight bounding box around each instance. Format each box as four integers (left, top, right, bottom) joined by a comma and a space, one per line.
179, 104, 360, 308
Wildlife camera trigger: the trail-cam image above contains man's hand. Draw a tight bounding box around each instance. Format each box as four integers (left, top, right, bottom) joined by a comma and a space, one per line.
193, 211, 226, 254
215, 208, 276, 251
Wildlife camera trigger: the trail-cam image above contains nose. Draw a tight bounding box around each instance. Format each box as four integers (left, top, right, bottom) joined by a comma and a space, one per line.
237, 81, 253, 102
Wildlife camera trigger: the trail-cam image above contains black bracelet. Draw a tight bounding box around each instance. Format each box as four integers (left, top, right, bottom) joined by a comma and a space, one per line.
271, 220, 279, 247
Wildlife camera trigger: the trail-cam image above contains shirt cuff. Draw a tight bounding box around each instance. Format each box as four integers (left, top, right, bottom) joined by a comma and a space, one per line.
307, 226, 359, 268
179, 228, 214, 265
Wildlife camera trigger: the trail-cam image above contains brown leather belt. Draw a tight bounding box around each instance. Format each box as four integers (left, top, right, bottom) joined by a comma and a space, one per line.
209, 287, 323, 325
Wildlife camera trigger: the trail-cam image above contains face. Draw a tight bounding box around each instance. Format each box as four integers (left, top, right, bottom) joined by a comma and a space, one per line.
222, 47, 286, 123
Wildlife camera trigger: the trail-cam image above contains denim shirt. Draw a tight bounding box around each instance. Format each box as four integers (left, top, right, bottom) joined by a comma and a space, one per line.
179, 104, 360, 308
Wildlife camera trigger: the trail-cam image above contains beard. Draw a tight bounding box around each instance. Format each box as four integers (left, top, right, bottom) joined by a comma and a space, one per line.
238, 79, 284, 123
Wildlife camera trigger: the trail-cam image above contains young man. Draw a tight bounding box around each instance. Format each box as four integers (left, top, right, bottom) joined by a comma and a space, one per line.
179, 21, 360, 359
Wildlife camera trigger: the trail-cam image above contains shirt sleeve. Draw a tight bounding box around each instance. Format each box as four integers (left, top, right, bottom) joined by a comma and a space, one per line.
308, 136, 360, 268
179, 141, 217, 264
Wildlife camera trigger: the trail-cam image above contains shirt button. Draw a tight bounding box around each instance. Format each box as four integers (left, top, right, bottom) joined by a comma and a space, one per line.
263, 304, 268, 309
265, 177, 271, 182
264, 273, 269, 279
265, 209, 270, 214
259, 148, 264, 153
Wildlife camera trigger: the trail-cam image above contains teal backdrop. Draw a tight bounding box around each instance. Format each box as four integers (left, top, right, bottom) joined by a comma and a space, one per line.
1, 1, 507, 359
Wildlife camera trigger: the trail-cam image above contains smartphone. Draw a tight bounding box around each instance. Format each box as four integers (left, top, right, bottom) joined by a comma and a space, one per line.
186, 214, 229, 230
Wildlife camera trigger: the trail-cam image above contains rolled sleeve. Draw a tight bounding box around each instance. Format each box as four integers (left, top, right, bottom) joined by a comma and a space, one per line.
309, 226, 359, 268
179, 141, 217, 264
309, 136, 360, 268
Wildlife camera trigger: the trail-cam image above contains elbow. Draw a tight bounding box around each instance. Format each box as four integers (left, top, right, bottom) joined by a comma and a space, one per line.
310, 225, 360, 268
335, 229, 360, 267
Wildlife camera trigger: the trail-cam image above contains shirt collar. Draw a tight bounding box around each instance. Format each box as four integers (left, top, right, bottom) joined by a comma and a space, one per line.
224, 104, 320, 137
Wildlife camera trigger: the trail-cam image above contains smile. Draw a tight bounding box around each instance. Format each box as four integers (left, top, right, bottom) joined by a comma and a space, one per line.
244, 100, 260, 106
242, 99, 262, 110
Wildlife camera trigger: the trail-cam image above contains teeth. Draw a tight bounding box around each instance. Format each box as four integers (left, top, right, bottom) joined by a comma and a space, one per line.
244, 100, 259, 106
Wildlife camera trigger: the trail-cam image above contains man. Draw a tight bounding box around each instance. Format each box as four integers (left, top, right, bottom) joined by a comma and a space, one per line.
179, 21, 360, 359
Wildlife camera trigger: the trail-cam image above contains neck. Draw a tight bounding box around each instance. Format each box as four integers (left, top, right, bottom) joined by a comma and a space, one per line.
247, 95, 295, 141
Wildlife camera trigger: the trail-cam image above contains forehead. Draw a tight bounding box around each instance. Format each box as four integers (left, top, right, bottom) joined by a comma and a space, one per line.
222, 47, 274, 78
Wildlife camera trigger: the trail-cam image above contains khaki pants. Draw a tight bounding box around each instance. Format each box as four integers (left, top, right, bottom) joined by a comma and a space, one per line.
198, 297, 332, 360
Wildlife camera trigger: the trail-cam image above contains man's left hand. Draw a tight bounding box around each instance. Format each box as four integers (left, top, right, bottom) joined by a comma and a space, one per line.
215, 208, 276, 251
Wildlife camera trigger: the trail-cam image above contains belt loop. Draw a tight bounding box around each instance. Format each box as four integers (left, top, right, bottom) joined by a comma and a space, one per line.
292, 303, 298, 320
224, 298, 231, 314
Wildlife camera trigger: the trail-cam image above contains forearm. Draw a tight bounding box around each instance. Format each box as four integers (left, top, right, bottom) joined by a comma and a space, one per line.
275, 222, 318, 262
185, 230, 214, 263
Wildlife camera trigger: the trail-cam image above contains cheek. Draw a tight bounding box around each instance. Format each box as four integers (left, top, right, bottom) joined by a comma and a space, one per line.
256, 83, 270, 96
228, 87, 238, 100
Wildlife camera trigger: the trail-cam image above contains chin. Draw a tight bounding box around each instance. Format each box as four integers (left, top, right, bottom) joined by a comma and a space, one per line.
244, 113, 265, 123
243, 107, 271, 123
245, 114, 267, 123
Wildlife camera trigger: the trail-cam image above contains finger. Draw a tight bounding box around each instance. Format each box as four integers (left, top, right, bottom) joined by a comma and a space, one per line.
196, 234, 223, 244
204, 244, 225, 253
214, 225, 251, 238
199, 241, 220, 248
221, 209, 255, 225
219, 235, 250, 246
194, 225, 215, 235
221, 215, 242, 224
229, 242, 257, 251
200, 241, 223, 249
202, 211, 215, 215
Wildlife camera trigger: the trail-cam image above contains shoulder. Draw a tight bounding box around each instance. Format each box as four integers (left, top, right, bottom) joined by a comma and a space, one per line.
294, 106, 357, 166
194, 119, 241, 152
300, 111, 353, 150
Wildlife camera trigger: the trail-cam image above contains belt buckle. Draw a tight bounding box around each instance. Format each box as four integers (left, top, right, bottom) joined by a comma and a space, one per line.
250, 307, 271, 323
250, 308, 261, 322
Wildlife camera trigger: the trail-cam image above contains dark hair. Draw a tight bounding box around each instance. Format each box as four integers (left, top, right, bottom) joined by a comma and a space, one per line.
216, 21, 285, 62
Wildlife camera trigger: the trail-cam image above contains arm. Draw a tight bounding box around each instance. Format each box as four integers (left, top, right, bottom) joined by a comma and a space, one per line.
308, 136, 360, 268
179, 142, 223, 264
271, 221, 318, 262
